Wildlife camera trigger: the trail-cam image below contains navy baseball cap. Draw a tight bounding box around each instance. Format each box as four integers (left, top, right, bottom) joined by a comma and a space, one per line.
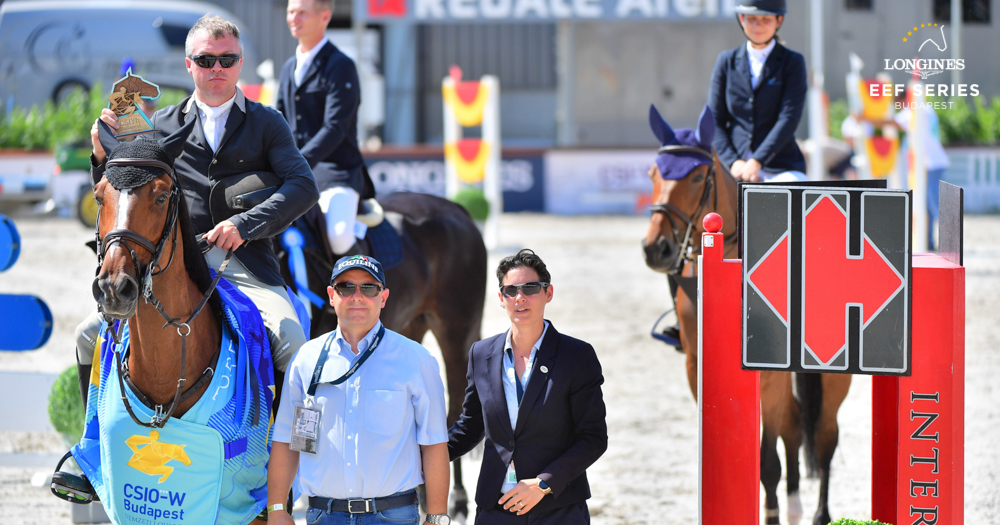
330, 255, 386, 285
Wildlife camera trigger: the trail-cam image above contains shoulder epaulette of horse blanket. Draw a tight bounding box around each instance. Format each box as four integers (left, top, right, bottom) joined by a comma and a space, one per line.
72, 277, 275, 525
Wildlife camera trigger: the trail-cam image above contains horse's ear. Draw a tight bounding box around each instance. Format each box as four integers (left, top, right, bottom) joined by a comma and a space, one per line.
695, 105, 715, 149
97, 120, 119, 160
158, 117, 196, 159
648, 104, 675, 146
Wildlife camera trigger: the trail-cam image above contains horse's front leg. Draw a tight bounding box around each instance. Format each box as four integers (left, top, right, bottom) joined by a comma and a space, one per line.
760, 372, 789, 525
812, 374, 851, 525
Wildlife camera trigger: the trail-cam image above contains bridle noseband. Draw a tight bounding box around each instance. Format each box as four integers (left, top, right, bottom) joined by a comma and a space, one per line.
650, 145, 736, 275
97, 158, 231, 429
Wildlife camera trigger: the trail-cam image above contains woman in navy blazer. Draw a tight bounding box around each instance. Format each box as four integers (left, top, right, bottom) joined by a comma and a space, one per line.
448, 249, 607, 524
708, 0, 807, 183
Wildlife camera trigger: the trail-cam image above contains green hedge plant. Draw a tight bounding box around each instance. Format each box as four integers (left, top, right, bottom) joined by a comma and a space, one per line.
48, 365, 85, 444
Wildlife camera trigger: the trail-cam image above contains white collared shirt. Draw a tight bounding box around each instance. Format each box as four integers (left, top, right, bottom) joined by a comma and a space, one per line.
746, 39, 776, 89
500, 320, 550, 492
273, 321, 449, 499
295, 36, 329, 87
194, 93, 236, 152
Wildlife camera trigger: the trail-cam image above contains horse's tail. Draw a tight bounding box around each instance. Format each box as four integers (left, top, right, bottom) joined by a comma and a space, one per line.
796, 371, 823, 477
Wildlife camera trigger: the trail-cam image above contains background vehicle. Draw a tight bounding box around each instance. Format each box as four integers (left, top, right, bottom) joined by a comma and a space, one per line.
0, 0, 259, 110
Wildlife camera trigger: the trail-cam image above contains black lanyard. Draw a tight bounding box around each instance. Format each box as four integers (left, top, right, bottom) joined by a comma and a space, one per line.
505, 348, 525, 405
307, 325, 385, 397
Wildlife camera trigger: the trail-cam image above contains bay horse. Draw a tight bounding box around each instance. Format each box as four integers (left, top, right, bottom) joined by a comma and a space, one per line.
85, 121, 269, 525
641, 105, 851, 525
278, 192, 487, 521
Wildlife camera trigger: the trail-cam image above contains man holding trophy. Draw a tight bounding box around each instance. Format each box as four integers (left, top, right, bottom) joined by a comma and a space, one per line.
74, 14, 319, 408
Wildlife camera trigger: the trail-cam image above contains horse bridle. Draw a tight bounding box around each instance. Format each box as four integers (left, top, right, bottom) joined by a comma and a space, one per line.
649, 145, 723, 275
97, 158, 231, 429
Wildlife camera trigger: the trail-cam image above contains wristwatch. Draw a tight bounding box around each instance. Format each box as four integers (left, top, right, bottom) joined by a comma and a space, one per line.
267, 503, 286, 513
426, 514, 451, 524
538, 480, 553, 495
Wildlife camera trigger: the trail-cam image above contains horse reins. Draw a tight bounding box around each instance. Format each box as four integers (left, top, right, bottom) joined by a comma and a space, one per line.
650, 145, 737, 275
97, 158, 232, 429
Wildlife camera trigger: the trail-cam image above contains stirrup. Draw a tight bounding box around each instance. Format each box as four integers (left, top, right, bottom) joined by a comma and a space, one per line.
650, 309, 683, 351
51, 451, 98, 504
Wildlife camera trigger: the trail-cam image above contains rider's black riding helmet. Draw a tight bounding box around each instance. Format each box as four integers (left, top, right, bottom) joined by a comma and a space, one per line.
734, 0, 786, 43
734, 0, 786, 15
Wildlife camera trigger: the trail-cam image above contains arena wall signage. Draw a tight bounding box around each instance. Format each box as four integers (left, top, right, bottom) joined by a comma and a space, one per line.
740, 183, 911, 375
355, 0, 738, 21
881, 22, 980, 108
364, 150, 545, 212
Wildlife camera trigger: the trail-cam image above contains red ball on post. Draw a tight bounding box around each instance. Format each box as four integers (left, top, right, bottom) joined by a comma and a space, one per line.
703, 212, 723, 233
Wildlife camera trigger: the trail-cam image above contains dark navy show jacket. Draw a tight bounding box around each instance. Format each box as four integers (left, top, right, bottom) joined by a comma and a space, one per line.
447, 322, 608, 515
708, 41, 808, 173
276, 41, 366, 194
92, 90, 319, 287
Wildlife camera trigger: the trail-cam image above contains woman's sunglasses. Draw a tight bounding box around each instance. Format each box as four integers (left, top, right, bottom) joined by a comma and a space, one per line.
332, 282, 384, 298
188, 54, 241, 68
500, 282, 549, 298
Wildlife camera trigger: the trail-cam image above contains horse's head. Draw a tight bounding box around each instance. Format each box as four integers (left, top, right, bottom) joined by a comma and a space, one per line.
93, 120, 195, 319
642, 105, 717, 274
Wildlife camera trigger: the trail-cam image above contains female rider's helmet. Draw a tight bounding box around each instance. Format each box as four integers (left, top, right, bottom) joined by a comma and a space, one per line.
734, 0, 787, 15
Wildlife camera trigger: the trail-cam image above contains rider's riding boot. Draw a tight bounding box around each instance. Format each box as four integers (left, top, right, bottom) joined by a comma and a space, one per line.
661, 325, 683, 352
77, 362, 92, 412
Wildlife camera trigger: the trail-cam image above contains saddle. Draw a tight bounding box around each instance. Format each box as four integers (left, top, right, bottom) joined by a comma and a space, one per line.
280, 197, 403, 311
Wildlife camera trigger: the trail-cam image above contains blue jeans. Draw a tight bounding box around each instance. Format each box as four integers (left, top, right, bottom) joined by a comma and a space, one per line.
305, 491, 419, 525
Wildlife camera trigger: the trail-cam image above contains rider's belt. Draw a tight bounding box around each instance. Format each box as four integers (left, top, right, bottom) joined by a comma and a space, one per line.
309, 490, 417, 514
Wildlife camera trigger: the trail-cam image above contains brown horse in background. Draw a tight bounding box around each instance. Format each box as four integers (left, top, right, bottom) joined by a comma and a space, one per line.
641, 106, 851, 525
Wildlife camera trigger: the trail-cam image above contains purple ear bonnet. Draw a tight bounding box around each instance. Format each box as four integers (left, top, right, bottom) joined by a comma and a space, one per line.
649, 105, 715, 180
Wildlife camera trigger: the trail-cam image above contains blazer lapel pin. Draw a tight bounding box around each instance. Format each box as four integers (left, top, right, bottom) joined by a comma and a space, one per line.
540, 365, 549, 374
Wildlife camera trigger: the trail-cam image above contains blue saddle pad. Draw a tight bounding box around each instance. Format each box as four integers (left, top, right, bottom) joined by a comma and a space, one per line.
365, 220, 403, 270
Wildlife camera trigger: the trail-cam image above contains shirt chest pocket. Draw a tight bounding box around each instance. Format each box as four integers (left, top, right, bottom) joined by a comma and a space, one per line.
364, 389, 406, 435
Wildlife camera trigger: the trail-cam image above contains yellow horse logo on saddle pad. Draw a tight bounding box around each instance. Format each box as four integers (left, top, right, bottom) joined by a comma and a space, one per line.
125, 431, 192, 483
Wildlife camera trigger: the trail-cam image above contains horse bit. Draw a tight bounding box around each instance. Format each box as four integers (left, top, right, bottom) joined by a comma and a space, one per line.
649, 145, 736, 275
96, 158, 232, 428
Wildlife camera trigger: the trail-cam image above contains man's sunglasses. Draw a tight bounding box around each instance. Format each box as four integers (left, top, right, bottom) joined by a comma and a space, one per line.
188, 54, 241, 68
332, 282, 384, 298
500, 282, 549, 298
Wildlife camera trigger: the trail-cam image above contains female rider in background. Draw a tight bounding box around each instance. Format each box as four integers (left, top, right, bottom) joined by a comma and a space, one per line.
708, 0, 808, 183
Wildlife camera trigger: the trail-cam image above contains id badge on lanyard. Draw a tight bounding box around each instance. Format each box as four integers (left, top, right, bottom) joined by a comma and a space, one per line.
291, 403, 321, 454
506, 461, 517, 485
292, 326, 386, 454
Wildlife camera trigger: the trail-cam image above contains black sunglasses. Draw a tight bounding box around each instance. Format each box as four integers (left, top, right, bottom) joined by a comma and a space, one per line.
188, 54, 241, 68
500, 282, 549, 298
333, 282, 384, 298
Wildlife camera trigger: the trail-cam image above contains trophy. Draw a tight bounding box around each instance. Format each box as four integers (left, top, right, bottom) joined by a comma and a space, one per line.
107, 68, 160, 139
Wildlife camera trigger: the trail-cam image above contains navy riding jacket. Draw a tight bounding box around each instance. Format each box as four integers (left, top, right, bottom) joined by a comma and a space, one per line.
276, 41, 366, 194
91, 89, 319, 287
708, 41, 807, 173
448, 322, 608, 516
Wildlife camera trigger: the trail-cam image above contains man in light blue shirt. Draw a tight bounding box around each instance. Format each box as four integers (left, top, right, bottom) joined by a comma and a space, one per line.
267, 255, 452, 525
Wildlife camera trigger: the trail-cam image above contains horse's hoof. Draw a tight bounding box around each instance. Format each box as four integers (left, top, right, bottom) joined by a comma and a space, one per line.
765, 507, 781, 525
787, 491, 803, 522
812, 511, 832, 525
